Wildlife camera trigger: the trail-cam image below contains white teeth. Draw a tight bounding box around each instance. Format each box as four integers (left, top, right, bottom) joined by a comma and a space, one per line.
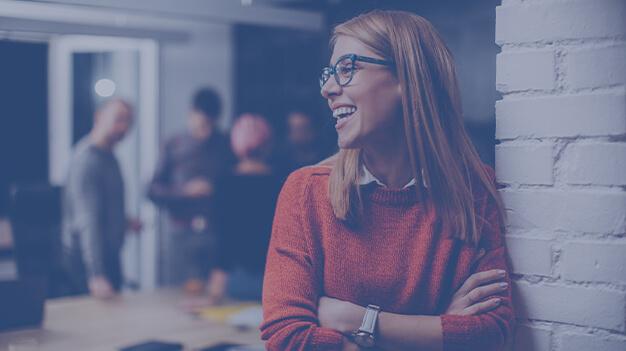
332, 106, 357, 118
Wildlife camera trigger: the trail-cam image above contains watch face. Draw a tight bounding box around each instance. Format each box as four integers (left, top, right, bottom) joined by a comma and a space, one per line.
353, 332, 375, 347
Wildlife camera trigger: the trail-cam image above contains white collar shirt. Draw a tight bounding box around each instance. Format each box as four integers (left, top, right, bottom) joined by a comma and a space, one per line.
358, 165, 417, 189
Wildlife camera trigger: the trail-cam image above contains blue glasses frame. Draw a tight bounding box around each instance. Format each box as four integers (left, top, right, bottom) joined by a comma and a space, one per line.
319, 54, 395, 88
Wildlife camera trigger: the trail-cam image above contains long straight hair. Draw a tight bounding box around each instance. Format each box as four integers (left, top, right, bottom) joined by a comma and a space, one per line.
327, 10, 504, 244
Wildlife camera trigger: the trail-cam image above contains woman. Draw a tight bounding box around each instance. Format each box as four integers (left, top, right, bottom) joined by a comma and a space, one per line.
261, 10, 514, 351
205, 114, 283, 304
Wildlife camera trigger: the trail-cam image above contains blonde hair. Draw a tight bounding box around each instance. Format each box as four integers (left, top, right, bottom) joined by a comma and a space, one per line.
327, 10, 504, 243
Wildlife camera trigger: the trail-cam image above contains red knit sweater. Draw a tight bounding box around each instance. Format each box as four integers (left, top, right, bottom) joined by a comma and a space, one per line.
261, 166, 514, 350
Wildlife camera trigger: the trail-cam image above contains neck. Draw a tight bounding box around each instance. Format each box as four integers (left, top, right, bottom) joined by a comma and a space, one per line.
89, 131, 112, 151
191, 129, 213, 141
362, 139, 413, 189
190, 123, 214, 141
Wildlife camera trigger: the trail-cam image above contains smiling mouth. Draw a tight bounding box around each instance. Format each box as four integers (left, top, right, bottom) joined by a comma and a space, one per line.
332, 106, 356, 122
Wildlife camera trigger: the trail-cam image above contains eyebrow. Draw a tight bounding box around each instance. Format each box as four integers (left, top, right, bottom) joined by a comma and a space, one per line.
329, 54, 350, 66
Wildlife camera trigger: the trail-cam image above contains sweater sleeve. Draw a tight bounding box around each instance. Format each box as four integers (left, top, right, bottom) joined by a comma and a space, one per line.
70, 158, 105, 278
147, 139, 186, 207
440, 193, 515, 351
260, 171, 344, 351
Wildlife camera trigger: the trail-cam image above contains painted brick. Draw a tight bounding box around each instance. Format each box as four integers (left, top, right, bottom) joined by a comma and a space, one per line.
559, 333, 626, 351
496, 142, 555, 185
500, 189, 626, 234
505, 236, 553, 276
512, 281, 626, 331
561, 241, 626, 284
497, 51, 556, 92
495, 93, 626, 139
568, 45, 626, 90
496, 0, 626, 44
559, 142, 626, 186
514, 324, 552, 351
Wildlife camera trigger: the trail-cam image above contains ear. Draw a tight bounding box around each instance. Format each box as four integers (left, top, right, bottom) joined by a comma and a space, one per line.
395, 80, 404, 101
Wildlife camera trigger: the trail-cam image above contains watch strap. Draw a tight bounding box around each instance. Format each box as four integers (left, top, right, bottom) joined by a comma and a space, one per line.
358, 304, 380, 334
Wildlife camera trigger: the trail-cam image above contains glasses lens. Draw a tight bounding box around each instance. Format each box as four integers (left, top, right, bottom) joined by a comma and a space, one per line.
335, 57, 354, 86
320, 67, 332, 88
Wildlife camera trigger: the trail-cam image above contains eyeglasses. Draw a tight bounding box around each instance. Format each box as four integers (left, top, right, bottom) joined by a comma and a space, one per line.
319, 54, 395, 88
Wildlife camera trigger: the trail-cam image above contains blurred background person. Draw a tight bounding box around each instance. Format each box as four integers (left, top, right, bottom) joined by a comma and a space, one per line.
273, 106, 332, 178
200, 113, 283, 306
61, 99, 143, 299
148, 88, 236, 293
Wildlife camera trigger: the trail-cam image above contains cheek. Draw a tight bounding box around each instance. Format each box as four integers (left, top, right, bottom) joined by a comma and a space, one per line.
361, 91, 402, 124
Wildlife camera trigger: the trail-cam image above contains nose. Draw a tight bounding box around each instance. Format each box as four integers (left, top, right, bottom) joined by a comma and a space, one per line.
320, 75, 341, 99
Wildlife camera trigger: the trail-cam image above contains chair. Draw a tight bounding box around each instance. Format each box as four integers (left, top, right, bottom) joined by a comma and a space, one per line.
9, 183, 70, 297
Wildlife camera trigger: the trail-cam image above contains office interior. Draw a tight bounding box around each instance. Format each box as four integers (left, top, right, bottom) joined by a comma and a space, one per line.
0, 0, 501, 336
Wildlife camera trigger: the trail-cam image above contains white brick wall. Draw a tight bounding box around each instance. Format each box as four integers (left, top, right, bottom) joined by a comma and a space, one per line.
495, 94, 626, 139
559, 142, 626, 186
506, 236, 553, 276
496, 51, 556, 91
515, 324, 552, 351
561, 241, 626, 284
495, 0, 626, 349
559, 333, 626, 351
496, 142, 555, 185
501, 189, 625, 233
495, 0, 625, 44
512, 281, 625, 331
568, 44, 626, 90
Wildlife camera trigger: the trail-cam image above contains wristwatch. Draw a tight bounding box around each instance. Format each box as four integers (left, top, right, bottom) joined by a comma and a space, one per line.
352, 304, 380, 348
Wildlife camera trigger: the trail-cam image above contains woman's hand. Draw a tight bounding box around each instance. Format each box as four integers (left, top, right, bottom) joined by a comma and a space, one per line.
319, 297, 387, 350
340, 337, 363, 351
444, 249, 508, 315
205, 268, 228, 305
318, 296, 365, 335
339, 337, 386, 351
88, 275, 115, 299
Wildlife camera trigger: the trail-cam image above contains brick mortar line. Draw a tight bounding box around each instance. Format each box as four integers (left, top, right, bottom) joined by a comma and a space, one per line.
553, 323, 626, 340
510, 275, 626, 292
499, 37, 626, 51
499, 0, 619, 5
498, 183, 626, 191
504, 228, 626, 241
551, 139, 568, 188
514, 319, 554, 331
517, 319, 626, 340
497, 85, 625, 97
555, 48, 568, 92
496, 135, 626, 143
496, 140, 556, 146
504, 226, 626, 239
569, 85, 626, 95
517, 317, 626, 337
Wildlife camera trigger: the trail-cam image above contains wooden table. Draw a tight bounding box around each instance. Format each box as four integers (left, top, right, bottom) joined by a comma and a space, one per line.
0, 290, 264, 351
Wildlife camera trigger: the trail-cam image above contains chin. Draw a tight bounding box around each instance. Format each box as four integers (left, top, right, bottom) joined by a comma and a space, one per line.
337, 136, 362, 150
337, 140, 353, 150
110, 135, 126, 143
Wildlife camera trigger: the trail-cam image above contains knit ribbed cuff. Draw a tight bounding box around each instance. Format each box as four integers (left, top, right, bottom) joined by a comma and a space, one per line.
311, 327, 344, 351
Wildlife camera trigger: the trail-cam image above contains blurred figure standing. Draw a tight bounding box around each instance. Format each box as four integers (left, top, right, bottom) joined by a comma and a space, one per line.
61, 99, 142, 299
274, 108, 329, 177
148, 88, 235, 292
202, 114, 283, 305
